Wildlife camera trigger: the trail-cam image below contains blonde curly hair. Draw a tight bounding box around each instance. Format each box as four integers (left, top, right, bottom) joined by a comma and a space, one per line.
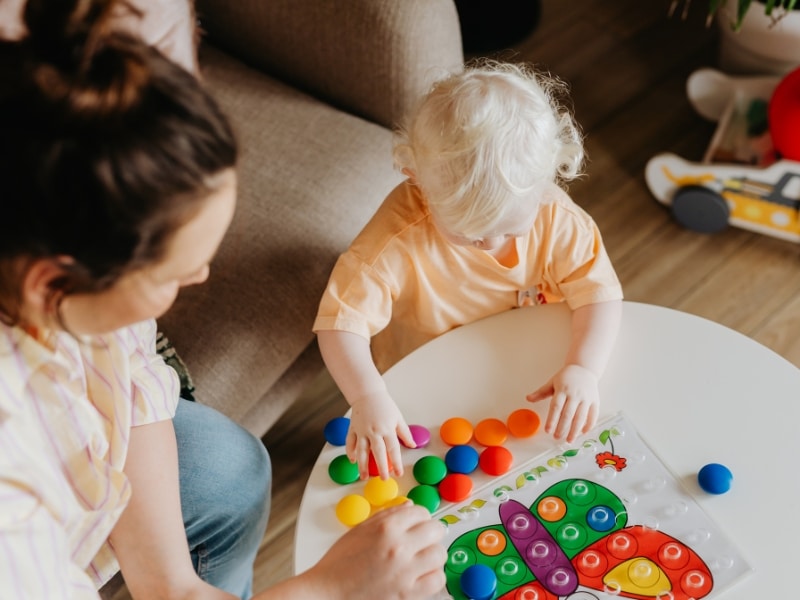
393, 61, 584, 239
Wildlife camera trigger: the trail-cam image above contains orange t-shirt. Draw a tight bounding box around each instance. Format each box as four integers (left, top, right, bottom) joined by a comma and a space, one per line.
314, 180, 622, 372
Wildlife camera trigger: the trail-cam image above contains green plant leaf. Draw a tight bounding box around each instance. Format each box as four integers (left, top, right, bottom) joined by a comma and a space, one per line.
737, 0, 753, 28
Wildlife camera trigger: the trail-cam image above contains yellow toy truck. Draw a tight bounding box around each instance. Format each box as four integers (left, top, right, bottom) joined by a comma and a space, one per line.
645, 68, 800, 242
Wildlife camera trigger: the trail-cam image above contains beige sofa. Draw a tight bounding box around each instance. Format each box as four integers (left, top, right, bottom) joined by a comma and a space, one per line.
157, 0, 465, 438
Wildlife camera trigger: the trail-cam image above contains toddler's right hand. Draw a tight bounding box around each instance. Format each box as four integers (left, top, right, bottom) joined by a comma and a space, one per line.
348, 390, 415, 479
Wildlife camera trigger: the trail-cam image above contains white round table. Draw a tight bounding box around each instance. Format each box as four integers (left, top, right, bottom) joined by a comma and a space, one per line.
295, 302, 800, 598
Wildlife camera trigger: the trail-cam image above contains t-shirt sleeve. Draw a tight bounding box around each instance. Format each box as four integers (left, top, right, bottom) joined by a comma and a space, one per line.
0, 435, 101, 598
539, 204, 623, 309
127, 320, 180, 426
313, 251, 395, 340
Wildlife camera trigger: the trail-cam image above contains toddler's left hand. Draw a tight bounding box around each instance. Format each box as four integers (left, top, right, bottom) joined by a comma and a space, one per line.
526, 364, 599, 443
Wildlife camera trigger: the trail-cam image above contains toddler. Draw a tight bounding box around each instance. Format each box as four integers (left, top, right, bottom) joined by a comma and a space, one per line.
314, 61, 623, 479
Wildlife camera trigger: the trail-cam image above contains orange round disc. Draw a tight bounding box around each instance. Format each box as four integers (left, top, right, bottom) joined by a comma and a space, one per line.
474, 418, 508, 447
440, 417, 474, 446
537, 495, 567, 522
507, 408, 541, 438
477, 529, 507, 556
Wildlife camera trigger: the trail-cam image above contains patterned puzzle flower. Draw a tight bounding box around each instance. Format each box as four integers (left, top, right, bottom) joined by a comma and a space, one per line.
595, 451, 627, 472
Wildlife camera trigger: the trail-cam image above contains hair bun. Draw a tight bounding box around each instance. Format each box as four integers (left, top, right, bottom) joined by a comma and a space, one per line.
22, 0, 149, 117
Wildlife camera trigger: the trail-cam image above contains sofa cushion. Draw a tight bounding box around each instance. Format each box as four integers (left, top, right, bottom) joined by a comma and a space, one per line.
157, 45, 403, 434
196, 0, 464, 130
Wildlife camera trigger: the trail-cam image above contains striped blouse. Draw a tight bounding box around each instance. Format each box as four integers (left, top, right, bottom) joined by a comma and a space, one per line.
0, 318, 179, 598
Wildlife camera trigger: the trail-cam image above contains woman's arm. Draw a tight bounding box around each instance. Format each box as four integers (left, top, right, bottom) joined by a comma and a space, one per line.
109, 419, 235, 600
111, 418, 445, 600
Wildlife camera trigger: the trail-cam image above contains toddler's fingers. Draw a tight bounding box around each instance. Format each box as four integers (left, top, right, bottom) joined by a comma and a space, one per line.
526, 382, 554, 403
565, 402, 590, 443
582, 403, 599, 433
370, 436, 391, 480
387, 436, 405, 478
544, 392, 567, 438
345, 430, 358, 463
354, 437, 371, 479
397, 422, 416, 449
555, 398, 579, 441
545, 391, 567, 436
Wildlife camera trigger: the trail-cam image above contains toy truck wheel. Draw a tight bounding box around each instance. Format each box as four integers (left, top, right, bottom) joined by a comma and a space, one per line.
671, 185, 730, 234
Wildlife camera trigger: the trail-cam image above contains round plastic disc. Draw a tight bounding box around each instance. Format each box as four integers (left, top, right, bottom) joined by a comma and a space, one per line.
413, 455, 448, 485
367, 453, 393, 477
440, 417, 474, 446
363, 476, 399, 506
323, 416, 350, 446
507, 408, 541, 438
460, 564, 497, 600
407, 484, 441, 514
402, 424, 432, 448
445, 445, 480, 474
479, 446, 513, 476
328, 454, 359, 485
697, 463, 733, 494
439, 473, 474, 503
474, 418, 509, 446
335, 494, 371, 527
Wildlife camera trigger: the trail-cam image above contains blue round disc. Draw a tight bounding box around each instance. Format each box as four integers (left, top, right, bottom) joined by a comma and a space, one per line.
323, 416, 350, 446
445, 445, 480, 474
698, 463, 733, 494
460, 564, 497, 600
586, 505, 616, 532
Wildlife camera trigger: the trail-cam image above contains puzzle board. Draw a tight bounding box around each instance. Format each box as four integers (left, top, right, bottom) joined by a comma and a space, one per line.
434, 412, 752, 600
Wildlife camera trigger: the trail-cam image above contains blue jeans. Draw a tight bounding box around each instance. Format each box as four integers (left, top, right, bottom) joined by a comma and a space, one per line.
173, 399, 272, 599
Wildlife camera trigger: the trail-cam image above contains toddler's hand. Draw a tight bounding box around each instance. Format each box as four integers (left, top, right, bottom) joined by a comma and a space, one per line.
526, 364, 599, 443
348, 390, 414, 479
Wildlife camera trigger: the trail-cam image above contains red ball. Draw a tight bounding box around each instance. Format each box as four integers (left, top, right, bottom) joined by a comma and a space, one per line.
769, 66, 800, 161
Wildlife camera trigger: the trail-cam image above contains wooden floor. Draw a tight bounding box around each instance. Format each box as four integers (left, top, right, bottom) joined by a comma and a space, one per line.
114, 1, 800, 597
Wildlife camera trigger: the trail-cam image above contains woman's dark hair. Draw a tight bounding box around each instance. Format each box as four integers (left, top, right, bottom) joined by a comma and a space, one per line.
0, 0, 237, 324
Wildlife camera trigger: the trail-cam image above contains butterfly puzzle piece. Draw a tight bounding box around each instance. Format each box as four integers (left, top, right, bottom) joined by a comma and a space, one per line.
444, 478, 713, 600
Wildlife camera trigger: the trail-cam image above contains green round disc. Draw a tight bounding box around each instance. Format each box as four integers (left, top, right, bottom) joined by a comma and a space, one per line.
328, 454, 360, 485
413, 455, 448, 485
407, 484, 441, 514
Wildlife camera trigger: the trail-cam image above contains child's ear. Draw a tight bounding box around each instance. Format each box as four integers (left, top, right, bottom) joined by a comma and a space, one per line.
21, 257, 72, 316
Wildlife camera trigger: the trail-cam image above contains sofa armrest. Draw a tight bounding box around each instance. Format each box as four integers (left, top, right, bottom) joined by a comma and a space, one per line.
195, 0, 463, 129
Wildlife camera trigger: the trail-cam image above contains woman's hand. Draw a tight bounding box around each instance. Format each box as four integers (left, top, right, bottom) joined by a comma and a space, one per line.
307, 503, 447, 600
